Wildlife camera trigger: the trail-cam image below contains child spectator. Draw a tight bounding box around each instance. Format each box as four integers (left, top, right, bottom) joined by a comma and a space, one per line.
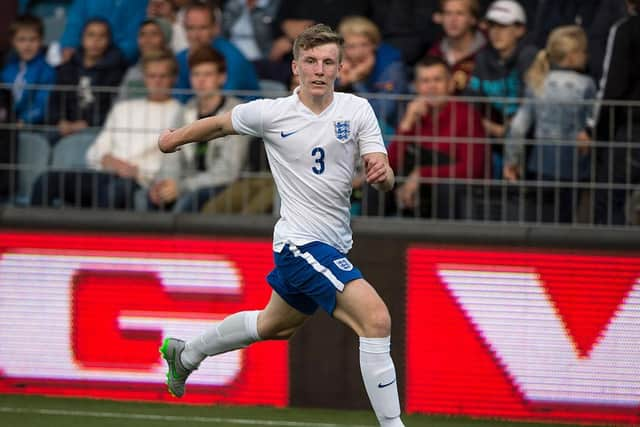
48, 19, 127, 142
504, 25, 596, 223
465, 0, 537, 178
147, 46, 250, 212
1, 15, 55, 125
428, 0, 486, 93
527, 0, 628, 82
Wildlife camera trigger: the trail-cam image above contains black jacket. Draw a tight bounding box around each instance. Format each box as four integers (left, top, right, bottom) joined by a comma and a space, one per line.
48, 45, 127, 127
595, 14, 640, 140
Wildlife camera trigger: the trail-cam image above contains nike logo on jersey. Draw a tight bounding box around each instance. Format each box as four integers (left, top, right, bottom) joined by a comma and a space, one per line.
280, 130, 299, 138
378, 379, 396, 388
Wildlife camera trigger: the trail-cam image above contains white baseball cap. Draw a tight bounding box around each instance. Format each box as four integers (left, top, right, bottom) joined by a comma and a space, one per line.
485, 0, 526, 25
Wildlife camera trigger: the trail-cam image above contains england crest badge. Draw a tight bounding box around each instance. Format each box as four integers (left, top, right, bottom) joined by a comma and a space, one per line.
333, 257, 354, 271
334, 120, 351, 142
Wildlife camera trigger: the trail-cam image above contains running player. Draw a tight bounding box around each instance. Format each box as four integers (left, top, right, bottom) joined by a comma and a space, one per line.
157, 24, 404, 427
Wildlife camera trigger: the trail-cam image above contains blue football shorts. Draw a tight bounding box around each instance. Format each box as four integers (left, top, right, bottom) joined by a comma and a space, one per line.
266, 241, 363, 315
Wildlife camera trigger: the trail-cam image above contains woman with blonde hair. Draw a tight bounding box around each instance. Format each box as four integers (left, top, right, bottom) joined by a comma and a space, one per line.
336, 15, 407, 133
503, 25, 596, 223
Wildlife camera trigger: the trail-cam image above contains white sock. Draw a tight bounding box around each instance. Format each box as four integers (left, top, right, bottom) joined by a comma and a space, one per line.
181, 310, 261, 370
360, 336, 404, 427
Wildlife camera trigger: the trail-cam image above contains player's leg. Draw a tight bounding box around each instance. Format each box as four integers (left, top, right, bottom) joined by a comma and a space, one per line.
333, 279, 404, 427
160, 290, 309, 397
181, 290, 308, 366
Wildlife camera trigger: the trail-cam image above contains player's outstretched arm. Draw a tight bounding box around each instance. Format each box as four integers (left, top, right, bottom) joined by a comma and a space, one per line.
363, 152, 395, 192
158, 111, 236, 153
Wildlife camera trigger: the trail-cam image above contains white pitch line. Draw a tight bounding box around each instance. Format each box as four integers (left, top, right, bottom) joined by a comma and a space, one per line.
0, 406, 373, 427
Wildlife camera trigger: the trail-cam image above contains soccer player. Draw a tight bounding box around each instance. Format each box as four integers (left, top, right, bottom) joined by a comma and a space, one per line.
157, 24, 404, 427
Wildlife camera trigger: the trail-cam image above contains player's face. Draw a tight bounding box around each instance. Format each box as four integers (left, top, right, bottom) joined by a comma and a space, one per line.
292, 43, 342, 98
190, 62, 226, 97
414, 64, 454, 107
12, 28, 41, 62
441, 0, 476, 39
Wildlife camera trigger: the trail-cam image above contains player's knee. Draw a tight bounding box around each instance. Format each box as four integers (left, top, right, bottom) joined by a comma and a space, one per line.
362, 305, 391, 338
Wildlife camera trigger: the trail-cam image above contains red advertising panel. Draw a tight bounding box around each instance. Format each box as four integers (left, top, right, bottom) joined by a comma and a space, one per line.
407, 246, 640, 425
0, 231, 287, 406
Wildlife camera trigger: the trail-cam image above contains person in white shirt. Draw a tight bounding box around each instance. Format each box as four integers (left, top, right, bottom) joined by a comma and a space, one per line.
158, 24, 404, 427
31, 51, 182, 209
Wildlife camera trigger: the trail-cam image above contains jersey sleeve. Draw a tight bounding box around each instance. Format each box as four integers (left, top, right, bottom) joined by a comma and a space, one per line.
357, 100, 387, 156
231, 99, 266, 138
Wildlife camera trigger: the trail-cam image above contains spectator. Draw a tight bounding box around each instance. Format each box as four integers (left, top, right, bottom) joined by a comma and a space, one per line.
118, 18, 173, 101
592, 0, 640, 225
147, 0, 189, 53
504, 26, 596, 223
336, 16, 407, 134
2, 14, 56, 125
222, 0, 280, 62
465, 0, 537, 178
428, 0, 487, 93
32, 51, 183, 210
527, 0, 628, 82
48, 19, 127, 142
59, 0, 147, 64
221, 0, 287, 84
384, 56, 486, 219
175, 2, 259, 102
147, 46, 250, 212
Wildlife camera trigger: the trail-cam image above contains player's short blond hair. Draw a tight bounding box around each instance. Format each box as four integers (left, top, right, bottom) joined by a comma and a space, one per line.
292, 24, 344, 62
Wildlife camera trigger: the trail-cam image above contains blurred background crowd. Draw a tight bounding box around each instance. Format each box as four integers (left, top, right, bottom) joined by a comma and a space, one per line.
0, 0, 638, 226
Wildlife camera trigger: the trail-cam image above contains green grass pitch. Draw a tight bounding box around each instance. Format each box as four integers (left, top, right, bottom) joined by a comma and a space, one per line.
0, 394, 597, 427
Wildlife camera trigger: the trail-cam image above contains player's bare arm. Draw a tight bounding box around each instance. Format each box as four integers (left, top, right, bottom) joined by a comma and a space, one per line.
363, 152, 395, 192
158, 111, 236, 153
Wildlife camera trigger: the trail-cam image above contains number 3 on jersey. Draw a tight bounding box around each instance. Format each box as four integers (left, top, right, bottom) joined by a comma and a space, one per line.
311, 147, 325, 175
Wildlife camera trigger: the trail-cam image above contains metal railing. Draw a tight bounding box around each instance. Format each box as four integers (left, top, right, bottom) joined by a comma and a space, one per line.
0, 83, 638, 227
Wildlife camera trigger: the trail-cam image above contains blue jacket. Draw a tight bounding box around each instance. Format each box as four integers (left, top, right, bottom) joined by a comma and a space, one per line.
175, 37, 260, 102
60, 0, 147, 63
506, 69, 596, 181
1, 49, 56, 123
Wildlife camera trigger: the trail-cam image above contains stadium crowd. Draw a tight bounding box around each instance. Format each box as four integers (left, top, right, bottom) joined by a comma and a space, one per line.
0, 0, 638, 225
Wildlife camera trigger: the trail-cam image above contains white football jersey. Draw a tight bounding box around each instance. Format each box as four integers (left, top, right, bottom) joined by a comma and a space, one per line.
232, 89, 386, 253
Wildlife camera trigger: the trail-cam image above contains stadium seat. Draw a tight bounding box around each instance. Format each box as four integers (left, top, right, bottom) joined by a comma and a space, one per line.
15, 132, 51, 206
50, 129, 98, 170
